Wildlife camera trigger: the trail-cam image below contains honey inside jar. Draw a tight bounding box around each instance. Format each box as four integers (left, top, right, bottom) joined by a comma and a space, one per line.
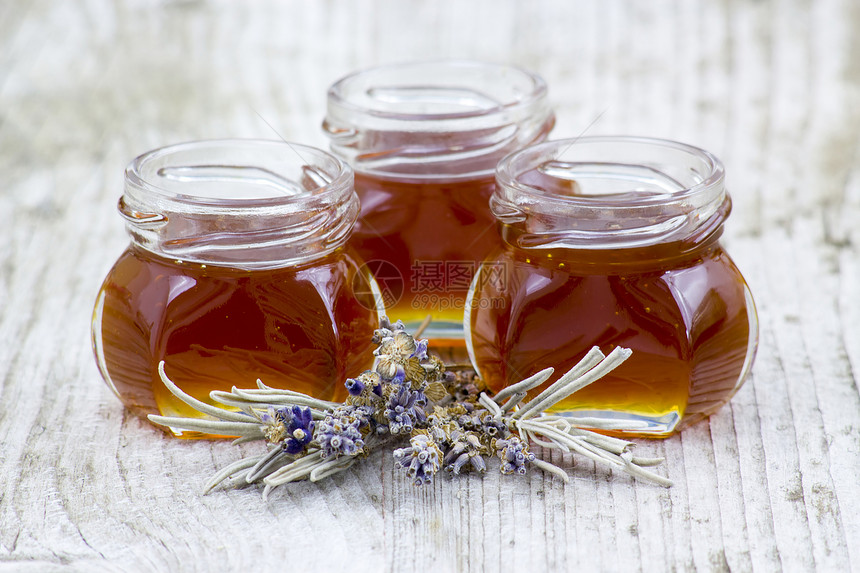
93, 246, 378, 424
350, 172, 498, 333
91, 140, 382, 437
323, 61, 555, 342
465, 137, 758, 437
467, 236, 754, 435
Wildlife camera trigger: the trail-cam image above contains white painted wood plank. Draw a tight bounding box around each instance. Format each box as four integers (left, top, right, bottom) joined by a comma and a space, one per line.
2, 0, 860, 570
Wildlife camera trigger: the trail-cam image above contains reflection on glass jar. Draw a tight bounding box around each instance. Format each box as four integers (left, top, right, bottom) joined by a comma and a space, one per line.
323, 61, 555, 343
466, 137, 758, 437
92, 140, 382, 437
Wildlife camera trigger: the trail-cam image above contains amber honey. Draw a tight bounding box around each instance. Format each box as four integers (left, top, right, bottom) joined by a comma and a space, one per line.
323, 61, 555, 341
466, 136, 758, 437
91, 139, 378, 437
350, 172, 499, 333
93, 246, 379, 428
467, 238, 754, 436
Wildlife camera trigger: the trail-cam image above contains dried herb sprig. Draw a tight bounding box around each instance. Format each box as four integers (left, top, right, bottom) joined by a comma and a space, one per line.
149, 317, 672, 496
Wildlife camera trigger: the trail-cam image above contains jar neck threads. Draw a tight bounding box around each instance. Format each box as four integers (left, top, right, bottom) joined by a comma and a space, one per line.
492, 136, 729, 251
120, 140, 358, 269
323, 61, 555, 180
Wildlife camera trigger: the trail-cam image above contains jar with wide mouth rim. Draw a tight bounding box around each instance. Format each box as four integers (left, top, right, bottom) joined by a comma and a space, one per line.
120, 138, 359, 268
324, 60, 555, 180
92, 139, 382, 436
466, 136, 758, 437
323, 60, 555, 342
491, 135, 729, 254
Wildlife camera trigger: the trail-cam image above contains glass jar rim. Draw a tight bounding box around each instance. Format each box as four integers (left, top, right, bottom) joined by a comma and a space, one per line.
323, 60, 555, 179
496, 135, 725, 209
125, 139, 353, 210
326, 60, 549, 124
120, 139, 359, 268
492, 136, 729, 250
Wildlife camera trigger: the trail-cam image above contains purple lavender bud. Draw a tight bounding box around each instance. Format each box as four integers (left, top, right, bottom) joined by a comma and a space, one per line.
392, 364, 406, 386
471, 454, 487, 473
450, 452, 471, 475
384, 385, 427, 435
279, 405, 314, 455
410, 338, 429, 361
496, 437, 535, 476
393, 434, 442, 486
345, 377, 365, 396
316, 407, 366, 458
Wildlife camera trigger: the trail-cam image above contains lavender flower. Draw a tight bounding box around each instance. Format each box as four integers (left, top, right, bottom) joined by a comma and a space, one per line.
371, 316, 407, 345
495, 436, 535, 476
259, 406, 288, 444
370, 316, 432, 389
424, 408, 459, 446
350, 405, 376, 430
148, 319, 672, 494
410, 338, 428, 361
393, 434, 443, 486
282, 406, 315, 455
391, 364, 406, 386
375, 331, 416, 380
316, 407, 366, 458
444, 430, 488, 475
457, 410, 483, 432
481, 415, 508, 440
259, 406, 314, 455
345, 371, 383, 409
345, 377, 364, 397
384, 385, 427, 435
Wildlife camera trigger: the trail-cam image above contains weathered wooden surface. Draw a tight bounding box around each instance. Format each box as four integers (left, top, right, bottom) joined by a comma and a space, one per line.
1, 0, 859, 571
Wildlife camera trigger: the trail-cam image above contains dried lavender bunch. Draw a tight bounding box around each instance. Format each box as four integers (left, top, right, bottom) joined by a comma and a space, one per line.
149, 317, 671, 497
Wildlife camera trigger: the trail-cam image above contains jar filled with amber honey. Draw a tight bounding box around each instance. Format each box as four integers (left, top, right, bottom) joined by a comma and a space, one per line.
466, 136, 758, 437
92, 140, 382, 435
323, 61, 555, 342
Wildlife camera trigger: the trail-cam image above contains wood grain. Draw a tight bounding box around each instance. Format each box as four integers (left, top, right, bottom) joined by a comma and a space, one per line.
1, 0, 859, 571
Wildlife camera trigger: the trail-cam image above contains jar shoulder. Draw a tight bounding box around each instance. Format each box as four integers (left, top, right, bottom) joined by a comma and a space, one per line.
469, 244, 755, 348
98, 246, 378, 332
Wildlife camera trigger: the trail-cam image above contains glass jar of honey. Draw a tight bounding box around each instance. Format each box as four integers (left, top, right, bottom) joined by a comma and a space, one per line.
323, 61, 555, 342
466, 136, 758, 437
91, 140, 382, 436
